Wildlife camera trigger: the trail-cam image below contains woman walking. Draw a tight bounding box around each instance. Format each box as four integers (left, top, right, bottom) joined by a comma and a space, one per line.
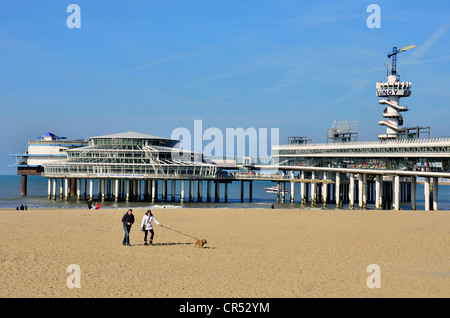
141, 210, 162, 245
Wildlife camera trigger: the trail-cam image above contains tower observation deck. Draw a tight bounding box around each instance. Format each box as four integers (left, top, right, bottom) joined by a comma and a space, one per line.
377, 45, 430, 140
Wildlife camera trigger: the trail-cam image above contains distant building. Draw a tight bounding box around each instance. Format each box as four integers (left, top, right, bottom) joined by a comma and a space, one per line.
9, 132, 89, 195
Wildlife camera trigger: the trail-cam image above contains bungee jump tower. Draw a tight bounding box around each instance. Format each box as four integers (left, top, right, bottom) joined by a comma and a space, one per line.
376, 45, 430, 140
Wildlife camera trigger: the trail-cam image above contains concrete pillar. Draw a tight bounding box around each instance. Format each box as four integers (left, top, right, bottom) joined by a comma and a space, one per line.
362, 174, 367, 209
311, 171, 316, 207
300, 171, 306, 204
322, 172, 328, 207
375, 175, 381, 210
52, 178, 57, 200
281, 182, 285, 203
432, 177, 438, 211
63, 178, 68, 201
115, 179, 119, 202
225, 183, 228, 202
137, 180, 141, 201
84, 179, 87, 199
172, 180, 176, 202
249, 181, 253, 202
89, 179, 94, 200
290, 181, 295, 203
411, 176, 416, 210
241, 181, 244, 203
98, 179, 103, 200
215, 181, 220, 202
393, 175, 400, 210
126, 179, 130, 202
180, 180, 185, 203
277, 181, 280, 203
207, 180, 211, 202
77, 179, 81, 200
290, 171, 295, 203
335, 172, 341, 208
349, 173, 355, 209
47, 178, 51, 199
162, 180, 167, 202
152, 180, 156, 202
189, 180, 194, 202
424, 177, 430, 211
198, 180, 203, 202
358, 175, 363, 210
59, 179, 64, 198
100, 179, 105, 202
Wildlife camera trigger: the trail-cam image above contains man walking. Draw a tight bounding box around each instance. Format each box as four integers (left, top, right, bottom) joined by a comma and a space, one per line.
121, 209, 135, 246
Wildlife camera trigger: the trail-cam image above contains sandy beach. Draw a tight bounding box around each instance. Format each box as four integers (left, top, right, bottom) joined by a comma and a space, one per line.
0, 207, 448, 298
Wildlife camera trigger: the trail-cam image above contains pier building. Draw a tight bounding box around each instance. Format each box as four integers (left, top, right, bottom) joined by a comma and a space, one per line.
43, 131, 218, 203
9, 132, 88, 196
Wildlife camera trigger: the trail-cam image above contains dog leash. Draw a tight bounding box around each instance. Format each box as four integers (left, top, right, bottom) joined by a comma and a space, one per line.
161, 225, 201, 241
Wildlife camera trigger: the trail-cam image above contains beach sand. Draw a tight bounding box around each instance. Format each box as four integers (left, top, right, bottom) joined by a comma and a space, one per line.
0, 207, 448, 298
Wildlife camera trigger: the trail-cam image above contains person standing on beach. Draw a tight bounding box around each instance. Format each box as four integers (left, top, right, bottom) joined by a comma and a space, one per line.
140, 210, 162, 245
122, 209, 135, 246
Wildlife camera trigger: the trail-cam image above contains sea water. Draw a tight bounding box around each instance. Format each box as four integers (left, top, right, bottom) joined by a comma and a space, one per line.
1, 175, 449, 210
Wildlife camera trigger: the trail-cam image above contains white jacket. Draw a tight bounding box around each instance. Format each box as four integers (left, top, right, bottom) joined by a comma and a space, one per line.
141, 214, 160, 230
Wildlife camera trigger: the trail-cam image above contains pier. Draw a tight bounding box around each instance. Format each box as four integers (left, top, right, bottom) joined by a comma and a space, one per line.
43, 161, 449, 211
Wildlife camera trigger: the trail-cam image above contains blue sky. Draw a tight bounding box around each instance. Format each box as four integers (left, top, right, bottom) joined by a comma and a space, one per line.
1, 0, 450, 174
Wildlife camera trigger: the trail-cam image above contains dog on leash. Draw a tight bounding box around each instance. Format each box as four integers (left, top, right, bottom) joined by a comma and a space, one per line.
194, 239, 207, 248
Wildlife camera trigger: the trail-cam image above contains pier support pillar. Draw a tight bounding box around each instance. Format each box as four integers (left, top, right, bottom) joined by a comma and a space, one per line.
277, 182, 280, 203
335, 172, 341, 208
47, 178, 51, 199
411, 176, 416, 210
358, 175, 363, 210
241, 181, 244, 203
290, 181, 295, 203
89, 179, 94, 200
207, 180, 211, 202
52, 178, 57, 200
172, 180, 176, 202
281, 182, 285, 203
311, 171, 316, 207
290, 171, 295, 203
162, 180, 167, 202
300, 171, 306, 204
249, 181, 253, 202
151, 180, 156, 203
215, 182, 220, 202
180, 180, 185, 203
59, 179, 63, 198
349, 173, 355, 209
189, 180, 194, 202
198, 180, 203, 202
375, 175, 381, 210
322, 172, 328, 207
225, 183, 228, 202
64, 178, 69, 201
126, 179, 130, 202
393, 175, 400, 210
432, 177, 438, 211
77, 179, 81, 200
137, 180, 141, 201
424, 177, 430, 211
70, 179, 76, 198
114, 179, 119, 202
100, 179, 105, 202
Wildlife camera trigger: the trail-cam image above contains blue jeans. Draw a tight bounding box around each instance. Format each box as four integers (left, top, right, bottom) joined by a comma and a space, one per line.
122, 225, 131, 245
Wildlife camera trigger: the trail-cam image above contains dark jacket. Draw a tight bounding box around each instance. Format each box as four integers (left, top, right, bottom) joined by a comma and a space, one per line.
122, 212, 135, 227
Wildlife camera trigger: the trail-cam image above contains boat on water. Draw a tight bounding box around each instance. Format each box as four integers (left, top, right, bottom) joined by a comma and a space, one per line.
265, 186, 289, 194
